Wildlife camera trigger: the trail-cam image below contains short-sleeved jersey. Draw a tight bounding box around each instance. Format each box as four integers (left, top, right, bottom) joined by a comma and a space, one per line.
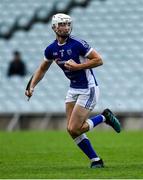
44, 36, 98, 89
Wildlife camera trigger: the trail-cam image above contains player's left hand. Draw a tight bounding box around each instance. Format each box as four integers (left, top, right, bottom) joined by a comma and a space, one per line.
64, 59, 81, 71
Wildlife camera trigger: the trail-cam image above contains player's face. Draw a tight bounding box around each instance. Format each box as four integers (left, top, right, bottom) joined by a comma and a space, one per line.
54, 22, 72, 38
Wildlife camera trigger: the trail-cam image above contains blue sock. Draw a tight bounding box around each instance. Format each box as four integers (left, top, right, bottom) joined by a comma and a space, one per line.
87, 115, 104, 130
74, 134, 99, 161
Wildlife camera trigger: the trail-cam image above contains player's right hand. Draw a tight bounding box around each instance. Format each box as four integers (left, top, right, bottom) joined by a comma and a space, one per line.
25, 87, 34, 100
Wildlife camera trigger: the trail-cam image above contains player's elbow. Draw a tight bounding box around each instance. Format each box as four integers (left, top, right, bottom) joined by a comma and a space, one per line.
95, 58, 103, 66
99, 58, 103, 65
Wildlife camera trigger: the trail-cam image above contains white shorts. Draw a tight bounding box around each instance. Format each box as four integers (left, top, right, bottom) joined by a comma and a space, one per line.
65, 85, 99, 110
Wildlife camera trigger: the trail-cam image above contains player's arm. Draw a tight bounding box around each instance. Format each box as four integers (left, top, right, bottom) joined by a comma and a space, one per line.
64, 49, 103, 71
25, 60, 53, 99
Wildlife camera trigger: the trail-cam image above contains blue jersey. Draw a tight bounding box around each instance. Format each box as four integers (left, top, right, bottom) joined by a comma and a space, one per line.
44, 36, 98, 89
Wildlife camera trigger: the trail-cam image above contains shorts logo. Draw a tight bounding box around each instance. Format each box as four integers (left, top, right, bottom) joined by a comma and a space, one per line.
67, 49, 72, 55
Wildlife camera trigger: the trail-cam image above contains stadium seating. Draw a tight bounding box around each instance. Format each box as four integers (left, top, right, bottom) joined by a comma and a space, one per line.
0, 0, 143, 113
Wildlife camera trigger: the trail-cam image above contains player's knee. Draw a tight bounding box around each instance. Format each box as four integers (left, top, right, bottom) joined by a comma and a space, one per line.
67, 126, 81, 137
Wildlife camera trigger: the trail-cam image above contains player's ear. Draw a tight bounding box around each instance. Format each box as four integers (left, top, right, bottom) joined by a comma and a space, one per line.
52, 25, 56, 31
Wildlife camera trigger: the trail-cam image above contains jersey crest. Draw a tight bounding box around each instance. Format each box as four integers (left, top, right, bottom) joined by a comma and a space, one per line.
67, 49, 72, 55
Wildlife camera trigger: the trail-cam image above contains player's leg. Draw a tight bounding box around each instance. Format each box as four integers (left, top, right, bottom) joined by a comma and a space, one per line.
66, 103, 104, 168
81, 108, 121, 133
74, 86, 121, 133
68, 105, 121, 137
66, 102, 103, 167
65, 88, 77, 128
69, 86, 105, 135
67, 104, 103, 136
65, 86, 104, 168
67, 104, 90, 137
66, 101, 75, 128
65, 86, 120, 168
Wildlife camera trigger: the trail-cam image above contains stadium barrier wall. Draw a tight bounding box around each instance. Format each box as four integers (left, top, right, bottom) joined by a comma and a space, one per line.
0, 112, 143, 131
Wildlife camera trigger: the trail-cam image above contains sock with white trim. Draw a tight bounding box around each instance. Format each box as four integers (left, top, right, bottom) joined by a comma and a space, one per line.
86, 115, 105, 130
74, 134, 99, 161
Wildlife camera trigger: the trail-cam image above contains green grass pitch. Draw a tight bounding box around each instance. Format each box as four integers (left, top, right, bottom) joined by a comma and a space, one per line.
0, 130, 143, 179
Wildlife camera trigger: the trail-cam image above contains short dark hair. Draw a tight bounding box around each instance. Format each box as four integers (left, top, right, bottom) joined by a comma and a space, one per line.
14, 51, 20, 56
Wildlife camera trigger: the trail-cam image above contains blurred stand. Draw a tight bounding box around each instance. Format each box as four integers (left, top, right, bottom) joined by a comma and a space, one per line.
0, 0, 143, 131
